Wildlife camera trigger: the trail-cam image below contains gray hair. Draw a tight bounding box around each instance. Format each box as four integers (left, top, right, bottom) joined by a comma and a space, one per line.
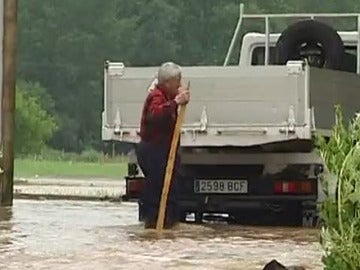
157, 62, 182, 84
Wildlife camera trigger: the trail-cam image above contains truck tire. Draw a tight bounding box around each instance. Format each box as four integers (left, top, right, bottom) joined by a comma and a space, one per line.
275, 20, 345, 70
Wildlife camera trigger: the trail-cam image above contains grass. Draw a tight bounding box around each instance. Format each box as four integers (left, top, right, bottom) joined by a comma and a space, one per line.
14, 158, 127, 179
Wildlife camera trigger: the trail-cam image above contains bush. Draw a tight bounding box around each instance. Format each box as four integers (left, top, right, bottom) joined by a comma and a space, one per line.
79, 148, 104, 163
19, 146, 127, 164
38, 147, 77, 162
15, 81, 58, 155
316, 105, 360, 269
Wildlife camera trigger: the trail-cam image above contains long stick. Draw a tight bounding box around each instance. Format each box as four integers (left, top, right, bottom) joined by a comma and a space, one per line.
156, 104, 186, 232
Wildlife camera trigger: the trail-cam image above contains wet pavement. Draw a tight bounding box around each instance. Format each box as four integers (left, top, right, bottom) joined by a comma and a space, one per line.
0, 199, 323, 270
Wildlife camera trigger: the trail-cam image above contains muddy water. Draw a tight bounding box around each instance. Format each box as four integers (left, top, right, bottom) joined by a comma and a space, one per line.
0, 199, 323, 270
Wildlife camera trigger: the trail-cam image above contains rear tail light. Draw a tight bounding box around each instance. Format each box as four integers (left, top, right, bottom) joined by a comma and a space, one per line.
274, 180, 314, 194
126, 178, 145, 197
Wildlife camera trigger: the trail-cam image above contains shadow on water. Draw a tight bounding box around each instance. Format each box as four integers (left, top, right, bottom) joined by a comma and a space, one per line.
123, 212, 320, 243
0, 206, 14, 252
0, 205, 13, 223
124, 221, 319, 243
118, 221, 322, 270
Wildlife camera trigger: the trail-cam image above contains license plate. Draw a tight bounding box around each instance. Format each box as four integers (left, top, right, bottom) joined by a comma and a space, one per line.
194, 179, 248, 194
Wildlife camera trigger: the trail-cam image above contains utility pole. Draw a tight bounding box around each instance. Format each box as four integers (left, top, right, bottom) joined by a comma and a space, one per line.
0, 0, 17, 206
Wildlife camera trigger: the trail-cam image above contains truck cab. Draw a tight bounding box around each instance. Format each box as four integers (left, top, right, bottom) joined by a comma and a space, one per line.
239, 31, 358, 71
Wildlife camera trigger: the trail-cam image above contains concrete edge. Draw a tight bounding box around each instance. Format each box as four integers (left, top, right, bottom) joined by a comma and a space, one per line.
14, 193, 123, 202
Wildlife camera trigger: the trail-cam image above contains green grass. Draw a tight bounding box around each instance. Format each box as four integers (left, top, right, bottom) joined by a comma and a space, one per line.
14, 158, 127, 179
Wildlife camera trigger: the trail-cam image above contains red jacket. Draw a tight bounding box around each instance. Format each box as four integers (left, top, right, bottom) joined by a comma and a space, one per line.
139, 86, 178, 146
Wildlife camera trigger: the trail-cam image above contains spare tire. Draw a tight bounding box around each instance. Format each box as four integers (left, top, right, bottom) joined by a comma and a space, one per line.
275, 20, 345, 70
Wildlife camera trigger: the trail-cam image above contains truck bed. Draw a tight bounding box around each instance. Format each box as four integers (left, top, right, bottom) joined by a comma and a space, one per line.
102, 61, 360, 148
310, 68, 360, 135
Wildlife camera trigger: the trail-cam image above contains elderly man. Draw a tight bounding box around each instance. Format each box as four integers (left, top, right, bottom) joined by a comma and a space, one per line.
136, 62, 190, 229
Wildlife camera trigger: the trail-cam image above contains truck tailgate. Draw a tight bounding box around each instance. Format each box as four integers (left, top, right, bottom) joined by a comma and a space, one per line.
102, 63, 312, 147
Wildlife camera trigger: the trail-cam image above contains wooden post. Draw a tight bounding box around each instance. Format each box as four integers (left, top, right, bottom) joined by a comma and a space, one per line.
156, 104, 187, 232
1, 0, 17, 206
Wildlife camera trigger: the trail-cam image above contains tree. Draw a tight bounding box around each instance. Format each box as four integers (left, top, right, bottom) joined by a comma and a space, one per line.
15, 81, 58, 155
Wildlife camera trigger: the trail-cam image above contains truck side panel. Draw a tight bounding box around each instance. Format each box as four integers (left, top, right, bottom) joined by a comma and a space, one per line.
310, 67, 360, 133
103, 64, 310, 146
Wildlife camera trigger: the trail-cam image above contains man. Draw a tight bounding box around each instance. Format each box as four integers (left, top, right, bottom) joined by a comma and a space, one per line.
136, 62, 190, 229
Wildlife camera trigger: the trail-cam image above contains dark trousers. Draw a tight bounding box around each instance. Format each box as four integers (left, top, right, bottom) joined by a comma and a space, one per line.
135, 141, 180, 228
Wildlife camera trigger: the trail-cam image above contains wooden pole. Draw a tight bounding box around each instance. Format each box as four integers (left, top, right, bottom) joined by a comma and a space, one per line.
1, 0, 17, 206
156, 104, 186, 232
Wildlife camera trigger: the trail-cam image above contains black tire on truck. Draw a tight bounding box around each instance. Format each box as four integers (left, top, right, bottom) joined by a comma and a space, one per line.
275, 19, 345, 70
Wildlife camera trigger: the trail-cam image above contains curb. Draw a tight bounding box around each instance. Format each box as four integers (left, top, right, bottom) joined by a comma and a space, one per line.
14, 192, 122, 202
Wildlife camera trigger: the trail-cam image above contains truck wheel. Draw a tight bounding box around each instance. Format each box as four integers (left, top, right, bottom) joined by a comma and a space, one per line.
275, 20, 345, 70
138, 200, 145, 222
194, 212, 203, 224
179, 211, 188, 222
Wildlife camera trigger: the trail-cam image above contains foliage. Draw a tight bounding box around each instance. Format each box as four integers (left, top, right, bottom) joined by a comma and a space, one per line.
18, 147, 127, 164
15, 81, 58, 155
316, 106, 360, 270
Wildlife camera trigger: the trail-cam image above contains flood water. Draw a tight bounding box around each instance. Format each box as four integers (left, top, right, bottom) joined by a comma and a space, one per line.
0, 199, 323, 270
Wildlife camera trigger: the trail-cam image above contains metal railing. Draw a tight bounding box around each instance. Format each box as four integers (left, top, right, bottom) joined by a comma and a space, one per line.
224, 3, 360, 74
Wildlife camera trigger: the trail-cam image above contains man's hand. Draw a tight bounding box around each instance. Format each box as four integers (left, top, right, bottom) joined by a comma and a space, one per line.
175, 81, 190, 105
178, 81, 190, 93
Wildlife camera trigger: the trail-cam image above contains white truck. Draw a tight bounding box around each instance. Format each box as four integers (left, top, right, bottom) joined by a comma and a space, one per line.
102, 7, 360, 227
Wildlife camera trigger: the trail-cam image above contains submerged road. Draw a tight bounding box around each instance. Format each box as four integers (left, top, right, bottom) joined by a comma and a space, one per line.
0, 198, 323, 270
